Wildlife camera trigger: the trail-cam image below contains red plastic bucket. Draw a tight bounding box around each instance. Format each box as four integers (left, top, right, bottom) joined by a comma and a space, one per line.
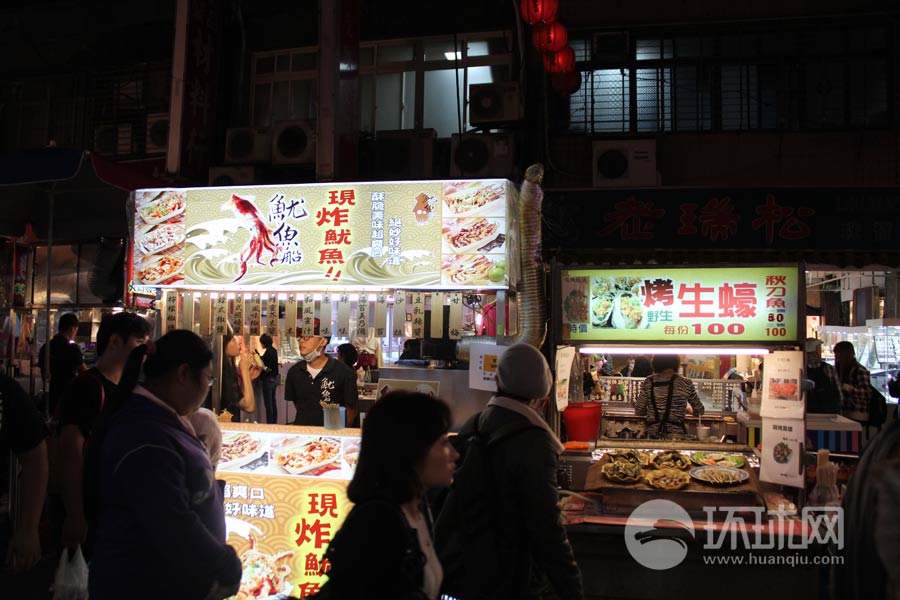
563, 401, 603, 441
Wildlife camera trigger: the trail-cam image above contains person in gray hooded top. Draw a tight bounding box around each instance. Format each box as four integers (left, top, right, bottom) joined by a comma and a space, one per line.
435, 343, 584, 600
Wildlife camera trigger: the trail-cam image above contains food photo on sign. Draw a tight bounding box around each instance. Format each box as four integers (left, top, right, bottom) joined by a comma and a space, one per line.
132, 190, 187, 286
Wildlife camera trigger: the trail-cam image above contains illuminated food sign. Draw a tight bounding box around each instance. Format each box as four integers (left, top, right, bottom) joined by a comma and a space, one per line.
558, 266, 801, 343
132, 180, 512, 289
216, 424, 359, 599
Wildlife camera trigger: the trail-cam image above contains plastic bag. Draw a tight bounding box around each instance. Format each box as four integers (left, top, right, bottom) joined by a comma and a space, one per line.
53, 546, 89, 600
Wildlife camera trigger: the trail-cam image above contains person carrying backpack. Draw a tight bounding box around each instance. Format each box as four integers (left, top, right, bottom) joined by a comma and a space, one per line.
434, 343, 584, 600
834, 341, 875, 425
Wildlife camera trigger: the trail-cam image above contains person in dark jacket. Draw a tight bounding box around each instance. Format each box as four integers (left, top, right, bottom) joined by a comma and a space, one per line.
285, 321, 357, 427
88, 330, 241, 600
833, 418, 900, 599
316, 391, 457, 599
436, 343, 584, 600
257, 333, 279, 424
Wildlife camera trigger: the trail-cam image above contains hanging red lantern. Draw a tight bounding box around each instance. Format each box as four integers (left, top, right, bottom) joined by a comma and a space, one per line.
521, 0, 558, 26
551, 70, 582, 95
543, 46, 576, 74
532, 22, 568, 53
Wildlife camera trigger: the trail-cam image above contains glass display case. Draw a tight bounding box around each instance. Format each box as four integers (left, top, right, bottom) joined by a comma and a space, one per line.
818, 319, 900, 402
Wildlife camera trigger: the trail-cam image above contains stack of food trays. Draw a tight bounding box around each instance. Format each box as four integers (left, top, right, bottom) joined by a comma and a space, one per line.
599, 449, 751, 491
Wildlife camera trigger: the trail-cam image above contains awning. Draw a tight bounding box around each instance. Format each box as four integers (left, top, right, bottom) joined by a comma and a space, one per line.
0, 148, 167, 240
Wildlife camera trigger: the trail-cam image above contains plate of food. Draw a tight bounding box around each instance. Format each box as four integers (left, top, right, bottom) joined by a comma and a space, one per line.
138, 223, 186, 256
690, 465, 749, 486
773, 442, 793, 464
219, 432, 266, 470
769, 378, 799, 401
229, 534, 294, 600
607, 449, 650, 467
271, 436, 342, 475
645, 468, 691, 490
343, 439, 360, 470
590, 294, 615, 328
136, 254, 185, 285
442, 254, 498, 285
563, 289, 588, 324
442, 181, 506, 217
443, 217, 503, 254
611, 293, 648, 329
650, 450, 692, 470
601, 460, 643, 483
690, 452, 746, 468
138, 191, 186, 226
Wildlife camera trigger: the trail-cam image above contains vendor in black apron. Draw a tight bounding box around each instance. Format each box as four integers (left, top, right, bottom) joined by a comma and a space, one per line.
635, 354, 705, 438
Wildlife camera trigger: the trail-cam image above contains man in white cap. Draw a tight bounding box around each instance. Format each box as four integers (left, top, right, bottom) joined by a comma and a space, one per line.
435, 343, 583, 600
805, 337, 842, 414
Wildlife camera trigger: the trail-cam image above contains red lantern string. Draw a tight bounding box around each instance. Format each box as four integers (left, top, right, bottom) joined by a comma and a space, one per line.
551, 70, 582, 95
532, 21, 568, 53
521, 0, 559, 26
543, 46, 576, 74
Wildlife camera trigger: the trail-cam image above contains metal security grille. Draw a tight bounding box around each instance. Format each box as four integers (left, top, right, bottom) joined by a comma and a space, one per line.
569, 25, 891, 134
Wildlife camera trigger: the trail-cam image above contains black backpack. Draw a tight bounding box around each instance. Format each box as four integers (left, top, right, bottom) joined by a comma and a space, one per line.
433, 412, 539, 600
868, 385, 887, 428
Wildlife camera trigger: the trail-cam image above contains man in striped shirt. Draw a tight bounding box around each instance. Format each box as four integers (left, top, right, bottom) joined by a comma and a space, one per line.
833, 341, 872, 424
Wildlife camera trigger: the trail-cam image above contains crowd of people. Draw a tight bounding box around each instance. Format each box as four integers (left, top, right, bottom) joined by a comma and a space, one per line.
1, 311, 897, 599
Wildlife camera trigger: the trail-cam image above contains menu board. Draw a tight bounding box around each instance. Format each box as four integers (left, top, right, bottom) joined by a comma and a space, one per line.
559, 266, 801, 343
760, 351, 805, 420
131, 180, 512, 289
217, 423, 359, 599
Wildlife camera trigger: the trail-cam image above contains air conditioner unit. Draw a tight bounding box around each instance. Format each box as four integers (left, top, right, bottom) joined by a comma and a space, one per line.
450, 133, 514, 179
591, 139, 658, 188
469, 82, 523, 127
272, 120, 316, 165
208, 166, 258, 187
375, 129, 436, 180
145, 113, 169, 154
94, 124, 133, 156
224, 127, 271, 164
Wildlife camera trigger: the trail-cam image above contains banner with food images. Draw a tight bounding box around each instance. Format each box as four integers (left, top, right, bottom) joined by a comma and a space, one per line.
132, 180, 512, 290
559, 266, 801, 343
217, 424, 359, 599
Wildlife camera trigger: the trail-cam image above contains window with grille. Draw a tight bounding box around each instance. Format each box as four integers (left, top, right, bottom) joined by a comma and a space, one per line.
568, 25, 890, 133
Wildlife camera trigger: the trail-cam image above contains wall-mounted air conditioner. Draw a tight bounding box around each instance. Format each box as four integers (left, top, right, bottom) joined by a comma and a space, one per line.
272, 120, 316, 165
224, 127, 271, 164
93, 124, 134, 156
375, 129, 436, 180
591, 139, 658, 188
469, 82, 523, 127
145, 113, 169, 154
208, 166, 258, 186
450, 133, 514, 179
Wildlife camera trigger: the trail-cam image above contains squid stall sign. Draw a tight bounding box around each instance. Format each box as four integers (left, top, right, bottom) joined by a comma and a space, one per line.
217, 423, 359, 599
130, 180, 513, 290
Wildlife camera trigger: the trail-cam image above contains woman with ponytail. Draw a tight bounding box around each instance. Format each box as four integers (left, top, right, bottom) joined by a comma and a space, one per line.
87, 330, 242, 600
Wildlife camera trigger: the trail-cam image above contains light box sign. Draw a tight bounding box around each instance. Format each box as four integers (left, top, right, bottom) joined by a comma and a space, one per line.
132, 180, 512, 289
559, 266, 801, 343
217, 424, 359, 598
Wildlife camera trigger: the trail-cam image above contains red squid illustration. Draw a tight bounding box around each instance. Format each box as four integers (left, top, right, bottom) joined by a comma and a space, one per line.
229, 194, 279, 281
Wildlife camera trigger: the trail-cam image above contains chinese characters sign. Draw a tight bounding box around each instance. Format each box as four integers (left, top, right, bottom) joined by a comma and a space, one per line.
545, 188, 900, 251
132, 179, 512, 289
559, 266, 800, 343
217, 424, 358, 598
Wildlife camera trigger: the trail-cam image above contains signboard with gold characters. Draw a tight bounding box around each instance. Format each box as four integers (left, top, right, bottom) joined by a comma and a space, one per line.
217, 423, 359, 599
132, 180, 512, 289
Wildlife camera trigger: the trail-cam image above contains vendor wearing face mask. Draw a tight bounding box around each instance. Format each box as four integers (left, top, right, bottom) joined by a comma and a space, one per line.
285, 319, 359, 427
